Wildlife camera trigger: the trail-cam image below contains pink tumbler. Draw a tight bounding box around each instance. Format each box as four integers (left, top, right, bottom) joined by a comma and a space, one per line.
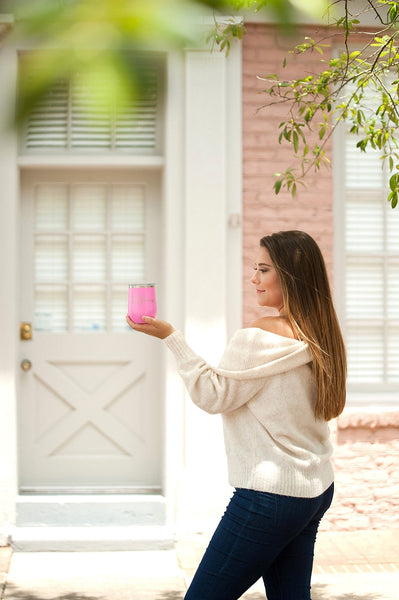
128, 284, 157, 324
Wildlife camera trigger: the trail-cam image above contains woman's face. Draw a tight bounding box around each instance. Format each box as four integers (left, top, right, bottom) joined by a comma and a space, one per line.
251, 246, 285, 314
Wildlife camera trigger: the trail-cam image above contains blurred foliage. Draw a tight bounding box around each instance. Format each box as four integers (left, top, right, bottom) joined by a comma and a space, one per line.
0, 0, 329, 121
2, 0, 398, 207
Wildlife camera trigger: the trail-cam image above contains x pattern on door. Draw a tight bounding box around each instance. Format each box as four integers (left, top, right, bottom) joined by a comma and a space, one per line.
33, 354, 147, 459
19, 333, 161, 489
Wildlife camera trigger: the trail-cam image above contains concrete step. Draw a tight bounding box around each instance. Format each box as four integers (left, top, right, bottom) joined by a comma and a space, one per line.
16, 494, 166, 527
10, 525, 175, 552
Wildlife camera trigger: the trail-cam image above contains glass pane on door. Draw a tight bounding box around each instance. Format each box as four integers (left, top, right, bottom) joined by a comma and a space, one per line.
73, 235, 107, 282
72, 185, 107, 231
33, 183, 146, 332
35, 235, 68, 282
35, 284, 68, 332
73, 285, 107, 332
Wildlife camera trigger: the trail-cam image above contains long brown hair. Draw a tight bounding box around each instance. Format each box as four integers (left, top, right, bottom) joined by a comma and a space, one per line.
261, 230, 346, 421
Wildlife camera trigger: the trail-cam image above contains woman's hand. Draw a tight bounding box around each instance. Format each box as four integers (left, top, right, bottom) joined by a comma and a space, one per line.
126, 315, 175, 339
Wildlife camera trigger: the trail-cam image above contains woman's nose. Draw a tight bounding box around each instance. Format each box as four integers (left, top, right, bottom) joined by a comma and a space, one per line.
251, 271, 258, 285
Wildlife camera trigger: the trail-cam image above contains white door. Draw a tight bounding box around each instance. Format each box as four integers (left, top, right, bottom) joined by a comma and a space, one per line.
18, 169, 163, 493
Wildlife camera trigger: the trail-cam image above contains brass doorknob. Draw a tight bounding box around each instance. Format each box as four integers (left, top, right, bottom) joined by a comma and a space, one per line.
20, 322, 32, 340
21, 359, 32, 371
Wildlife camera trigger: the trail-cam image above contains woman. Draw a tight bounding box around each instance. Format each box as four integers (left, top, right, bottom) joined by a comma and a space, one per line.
126, 230, 346, 600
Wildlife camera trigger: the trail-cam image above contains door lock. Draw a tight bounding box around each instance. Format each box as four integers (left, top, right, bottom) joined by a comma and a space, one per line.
20, 322, 32, 340
21, 359, 32, 371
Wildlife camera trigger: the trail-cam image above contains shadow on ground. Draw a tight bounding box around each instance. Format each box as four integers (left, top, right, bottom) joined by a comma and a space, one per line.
3, 582, 388, 600
240, 585, 387, 600
156, 593, 185, 599
312, 583, 385, 600
3, 584, 187, 600
2, 584, 105, 600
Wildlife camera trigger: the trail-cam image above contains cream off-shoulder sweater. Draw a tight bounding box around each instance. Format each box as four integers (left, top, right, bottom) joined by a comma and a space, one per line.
164, 327, 334, 498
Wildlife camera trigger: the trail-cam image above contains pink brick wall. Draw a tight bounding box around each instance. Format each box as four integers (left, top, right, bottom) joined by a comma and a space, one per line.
242, 23, 399, 530
242, 24, 334, 327
324, 413, 399, 530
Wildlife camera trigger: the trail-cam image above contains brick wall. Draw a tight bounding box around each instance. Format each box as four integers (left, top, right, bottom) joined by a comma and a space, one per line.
242, 23, 334, 327
242, 23, 399, 530
325, 412, 399, 530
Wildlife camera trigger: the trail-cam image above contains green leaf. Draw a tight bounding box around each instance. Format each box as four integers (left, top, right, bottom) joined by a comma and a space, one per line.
389, 173, 397, 192
297, 127, 306, 144
304, 108, 313, 123
356, 140, 367, 152
388, 3, 398, 22
263, 74, 279, 80
293, 130, 299, 153
274, 179, 283, 195
389, 190, 398, 208
283, 127, 291, 142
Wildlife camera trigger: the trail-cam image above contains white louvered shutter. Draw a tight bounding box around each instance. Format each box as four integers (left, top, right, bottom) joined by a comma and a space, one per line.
22, 57, 162, 154
343, 130, 399, 388
26, 80, 69, 149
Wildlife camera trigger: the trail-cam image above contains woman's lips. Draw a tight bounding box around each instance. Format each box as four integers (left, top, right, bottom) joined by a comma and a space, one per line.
256, 290, 265, 294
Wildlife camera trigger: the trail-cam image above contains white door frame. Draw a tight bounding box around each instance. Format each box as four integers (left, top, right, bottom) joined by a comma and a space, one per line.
0, 43, 19, 545
162, 45, 242, 534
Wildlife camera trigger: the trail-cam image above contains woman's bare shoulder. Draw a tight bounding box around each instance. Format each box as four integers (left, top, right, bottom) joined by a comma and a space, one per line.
250, 316, 297, 340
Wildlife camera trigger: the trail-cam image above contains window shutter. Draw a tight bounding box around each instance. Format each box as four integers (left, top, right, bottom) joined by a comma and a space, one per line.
343, 127, 399, 388
70, 79, 112, 150
22, 56, 162, 154
345, 256, 384, 319
387, 326, 399, 383
345, 192, 384, 253
26, 80, 69, 150
114, 72, 158, 150
346, 325, 384, 384
344, 135, 384, 190
387, 258, 399, 319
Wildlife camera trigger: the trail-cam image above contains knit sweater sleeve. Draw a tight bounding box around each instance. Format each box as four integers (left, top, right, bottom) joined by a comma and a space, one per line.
163, 330, 265, 414
163, 328, 311, 415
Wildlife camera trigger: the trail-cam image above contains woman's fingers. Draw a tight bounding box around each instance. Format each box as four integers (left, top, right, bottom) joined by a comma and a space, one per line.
125, 315, 175, 339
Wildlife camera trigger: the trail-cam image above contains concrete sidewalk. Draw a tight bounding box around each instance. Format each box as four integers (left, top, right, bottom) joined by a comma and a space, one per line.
1, 530, 399, 599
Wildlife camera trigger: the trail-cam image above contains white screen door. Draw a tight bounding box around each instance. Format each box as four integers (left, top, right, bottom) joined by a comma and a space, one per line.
18, 169, 162, 493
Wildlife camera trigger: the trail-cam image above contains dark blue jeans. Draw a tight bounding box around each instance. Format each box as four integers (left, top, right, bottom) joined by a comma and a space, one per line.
185, 484, 334, 600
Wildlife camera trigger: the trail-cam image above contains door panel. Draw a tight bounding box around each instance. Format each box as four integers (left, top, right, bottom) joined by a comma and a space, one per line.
19, 170, 162, 492
19, 334, 161, 489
